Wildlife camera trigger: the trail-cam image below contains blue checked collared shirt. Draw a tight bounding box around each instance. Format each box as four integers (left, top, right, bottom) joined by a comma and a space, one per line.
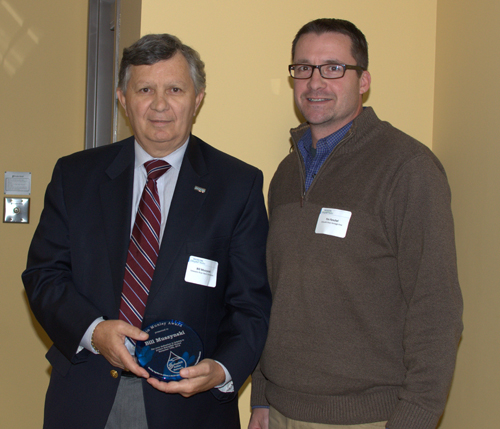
298, 121, 353, 191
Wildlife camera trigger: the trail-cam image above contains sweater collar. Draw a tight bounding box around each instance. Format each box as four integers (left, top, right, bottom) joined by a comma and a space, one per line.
290, 106, 380, 154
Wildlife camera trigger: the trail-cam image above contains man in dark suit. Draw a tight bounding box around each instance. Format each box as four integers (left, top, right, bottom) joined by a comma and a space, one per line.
22, 34, 271, 429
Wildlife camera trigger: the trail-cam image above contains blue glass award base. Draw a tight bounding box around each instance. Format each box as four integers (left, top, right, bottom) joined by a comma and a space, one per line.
135, 320, 203, 381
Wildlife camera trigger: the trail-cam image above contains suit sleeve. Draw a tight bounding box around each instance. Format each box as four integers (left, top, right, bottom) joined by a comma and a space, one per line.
210, 170, 272, 400
249, 176, 277, 407
22, 160, 103, 361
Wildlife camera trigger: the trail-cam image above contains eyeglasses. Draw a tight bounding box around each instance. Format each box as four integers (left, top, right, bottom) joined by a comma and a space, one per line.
289, 63, 366, 79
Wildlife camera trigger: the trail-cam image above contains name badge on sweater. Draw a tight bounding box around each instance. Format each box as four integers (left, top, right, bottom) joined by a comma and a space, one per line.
315, 208, 352, 238
185, 256, 218, 287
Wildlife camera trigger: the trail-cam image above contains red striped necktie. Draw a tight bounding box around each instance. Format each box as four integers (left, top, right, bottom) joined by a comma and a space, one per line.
119, 159, 171, 329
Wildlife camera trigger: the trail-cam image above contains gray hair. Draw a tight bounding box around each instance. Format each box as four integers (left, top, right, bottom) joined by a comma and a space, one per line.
118, 34, 206, 95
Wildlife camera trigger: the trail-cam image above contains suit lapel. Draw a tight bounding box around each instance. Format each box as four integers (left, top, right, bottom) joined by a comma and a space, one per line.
147, 136, 209, 304
99, 137, 135, 310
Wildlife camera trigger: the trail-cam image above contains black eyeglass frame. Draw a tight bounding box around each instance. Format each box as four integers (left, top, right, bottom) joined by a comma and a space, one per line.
288, 63, 366, 79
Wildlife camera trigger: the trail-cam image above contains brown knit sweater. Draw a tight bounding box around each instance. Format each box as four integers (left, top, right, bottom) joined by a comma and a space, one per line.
251, 107, 463, 429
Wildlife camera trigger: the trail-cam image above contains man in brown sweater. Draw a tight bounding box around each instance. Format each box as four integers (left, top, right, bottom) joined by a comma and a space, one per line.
249, 18, 463, 429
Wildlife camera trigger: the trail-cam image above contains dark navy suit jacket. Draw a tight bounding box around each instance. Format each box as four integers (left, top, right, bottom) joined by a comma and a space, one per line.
23, 135, 271, 429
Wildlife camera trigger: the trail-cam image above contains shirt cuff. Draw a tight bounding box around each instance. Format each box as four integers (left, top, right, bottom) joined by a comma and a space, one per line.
214, 360, 234, 393
78, 317, 105, 354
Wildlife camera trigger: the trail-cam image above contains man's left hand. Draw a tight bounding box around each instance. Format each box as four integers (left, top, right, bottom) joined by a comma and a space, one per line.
146, 358, 225, 397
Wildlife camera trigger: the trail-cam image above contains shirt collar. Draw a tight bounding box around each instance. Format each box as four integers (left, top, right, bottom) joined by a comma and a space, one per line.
134, 137, 189, 172
299, 122, 353, 155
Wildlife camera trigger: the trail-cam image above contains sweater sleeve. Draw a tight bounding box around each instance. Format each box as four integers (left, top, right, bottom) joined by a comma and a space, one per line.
250, 361, 270, 407
385, 154, 463, 429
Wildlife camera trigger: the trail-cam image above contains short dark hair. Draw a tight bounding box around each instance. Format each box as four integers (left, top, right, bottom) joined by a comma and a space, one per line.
292, 18, 368, 75
118, 34, 206, 95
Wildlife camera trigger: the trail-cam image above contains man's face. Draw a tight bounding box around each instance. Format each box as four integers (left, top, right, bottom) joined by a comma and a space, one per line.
117, 53, 204, 157
293, 32, 370, 142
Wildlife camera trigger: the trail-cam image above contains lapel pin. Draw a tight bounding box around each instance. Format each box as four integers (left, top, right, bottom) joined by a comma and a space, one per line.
194, 186, 206, 193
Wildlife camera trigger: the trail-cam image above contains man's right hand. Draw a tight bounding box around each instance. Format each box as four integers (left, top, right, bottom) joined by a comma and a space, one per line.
92, 320, 150, 378
248, 407, 269, 429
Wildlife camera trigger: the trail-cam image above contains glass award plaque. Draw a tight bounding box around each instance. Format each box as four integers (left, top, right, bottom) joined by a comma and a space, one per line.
135, 320, 203, 381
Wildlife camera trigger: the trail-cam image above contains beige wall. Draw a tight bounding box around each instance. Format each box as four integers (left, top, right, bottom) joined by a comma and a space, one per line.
2, 0, 498, 427
432, 1, 500, 427
0, 0, 88, 426
141, 0, 438, 196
